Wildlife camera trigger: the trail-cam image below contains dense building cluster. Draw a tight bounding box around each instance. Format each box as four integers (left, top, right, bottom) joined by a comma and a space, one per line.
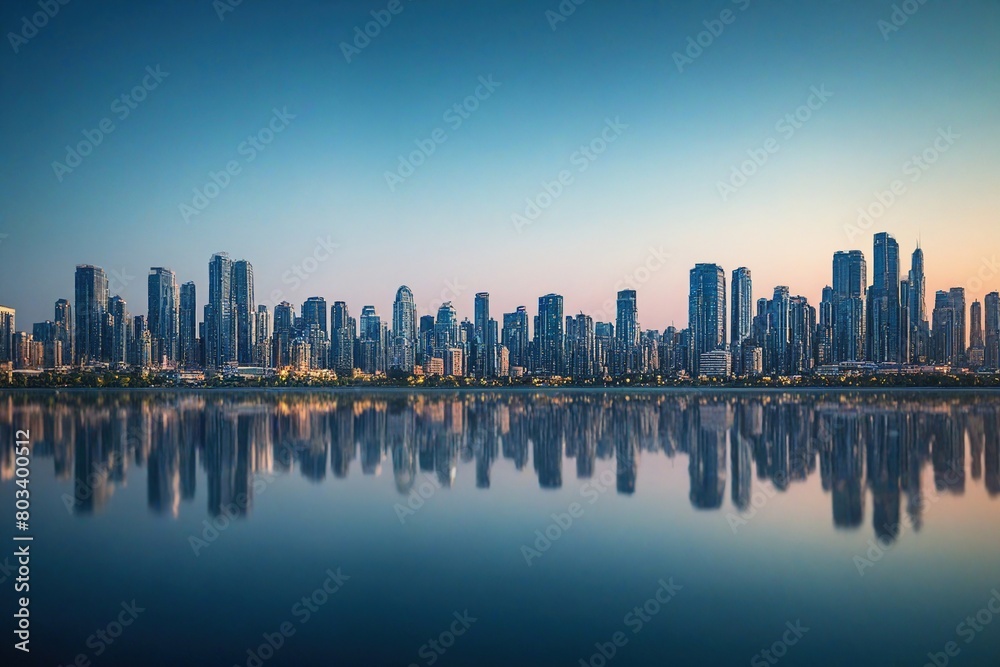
1, 232, 998, 378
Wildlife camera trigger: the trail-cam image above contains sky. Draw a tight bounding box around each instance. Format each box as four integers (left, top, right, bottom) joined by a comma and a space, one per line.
1, 0, 998, 330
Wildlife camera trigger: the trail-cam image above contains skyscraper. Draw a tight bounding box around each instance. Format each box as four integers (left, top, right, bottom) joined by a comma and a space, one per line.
537, 294, 565, 376
147, 267, 179, 365
392, 286, 417, 373
106, 295, 129, 365
832, 250, 866, 362
789, 295, 815, 374
0, 305, 14, 364
232, 260, 255, 366
179, 282, 197, 368
74, 265, 109, 365
908, 245, 929, 362
254, 304, 271, 367
932, 290, 966, 366
688, 264, 726, 376
969, 300, 984, 368
731, 268, 753, 365
434, 302, 459, 353
205, 253, 237, 369
985, 292, 1000, 371
54, 299, 73, 366
949, 287, 967, 367
615, 289, 639, 375
331, 301, 355, 373
568, 313, 596, 378
502, 307, 529, 371
867, 232, 900, 362
359, 305, 383, 374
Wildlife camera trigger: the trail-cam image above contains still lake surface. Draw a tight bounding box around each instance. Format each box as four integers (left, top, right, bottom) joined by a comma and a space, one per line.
1, 389, 999, 667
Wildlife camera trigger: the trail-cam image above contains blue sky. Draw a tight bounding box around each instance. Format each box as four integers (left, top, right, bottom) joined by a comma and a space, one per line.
1, 0, 998, 328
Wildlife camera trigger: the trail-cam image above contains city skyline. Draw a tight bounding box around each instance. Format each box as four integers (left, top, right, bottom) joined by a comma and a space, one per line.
2, 230, 999, 377
2, 2, 999, 331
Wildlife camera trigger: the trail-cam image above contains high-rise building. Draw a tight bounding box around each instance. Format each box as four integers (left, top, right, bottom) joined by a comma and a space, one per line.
301, 296, 327, 336
595, 321, 614, 375
273, 302, 295, 368
731, 268, 753, 373
568, 313, 596, 378
254, 305, 271, 367
615, 289, 639, 375
984, 292, 1000, 371
106, 295, 129, 365
832, 250, 866, 362
232, 260, 255, 366
54, 299, 73, 366
688, 264, 726, 376
330, 302, 355, 373
392, 286, 417, 373
932, 290, 966, 367
969, 300, 985, 368
789, 295, 815, 374
867, 232, 900, 362
434, 302, 459, 354
359, 306, 383, 374
179, 282, 197, 368
908, 245, 929, 362
74, 265, 109, 365
537, 294, 565, 376
767, 286, 791, 375
501, 307, 530, 372
205, 253, 237, 369
147, 267, 179, 365
129, 315, 150, 367
817, 286, 834, 366
0, 305, 14, 364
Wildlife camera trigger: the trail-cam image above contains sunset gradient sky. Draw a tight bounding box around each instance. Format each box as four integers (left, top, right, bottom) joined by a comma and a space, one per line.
1, 0, 998, 329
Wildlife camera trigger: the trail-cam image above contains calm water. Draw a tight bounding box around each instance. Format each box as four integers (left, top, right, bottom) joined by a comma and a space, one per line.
2, 389, 999, 667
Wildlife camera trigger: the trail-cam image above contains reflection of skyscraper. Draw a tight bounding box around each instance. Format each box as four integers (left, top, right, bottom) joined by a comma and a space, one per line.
232, 260, 255, 366
75, 264, 109, 365
688, 264, 726, 376
147, 267, 179, 365
689, 403, 727, 509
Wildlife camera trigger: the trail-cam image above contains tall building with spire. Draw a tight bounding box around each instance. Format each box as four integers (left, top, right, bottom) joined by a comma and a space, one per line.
907, 244, 929, 362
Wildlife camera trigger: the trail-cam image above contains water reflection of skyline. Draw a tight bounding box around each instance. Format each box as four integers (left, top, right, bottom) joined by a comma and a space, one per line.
1, 391, 998, 540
